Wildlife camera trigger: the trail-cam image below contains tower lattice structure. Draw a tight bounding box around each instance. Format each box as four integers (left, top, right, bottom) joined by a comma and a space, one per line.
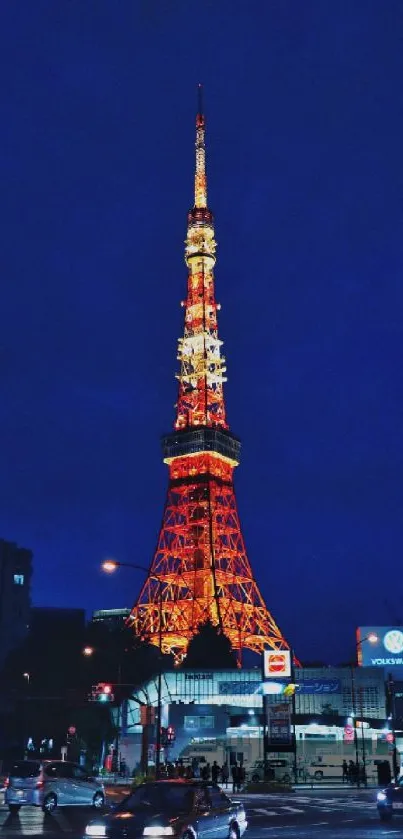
128, 87, 290, 662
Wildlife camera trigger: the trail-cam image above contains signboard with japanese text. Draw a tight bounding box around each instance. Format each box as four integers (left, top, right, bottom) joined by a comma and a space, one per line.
266, 702, 292, 748
297, 679, 341, 695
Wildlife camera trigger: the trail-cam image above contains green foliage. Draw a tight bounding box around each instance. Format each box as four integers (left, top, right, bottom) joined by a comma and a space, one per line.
182, 620, 237, 669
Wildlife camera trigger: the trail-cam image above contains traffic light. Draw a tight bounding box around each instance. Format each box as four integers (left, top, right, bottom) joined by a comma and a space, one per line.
91, 683, 114, 702
167, 725, 176, 744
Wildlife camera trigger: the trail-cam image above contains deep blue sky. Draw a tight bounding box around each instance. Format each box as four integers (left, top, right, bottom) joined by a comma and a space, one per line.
0, 2, 402, 663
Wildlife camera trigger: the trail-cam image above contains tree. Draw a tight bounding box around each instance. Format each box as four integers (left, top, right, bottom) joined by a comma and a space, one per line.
182, 620, 237, 669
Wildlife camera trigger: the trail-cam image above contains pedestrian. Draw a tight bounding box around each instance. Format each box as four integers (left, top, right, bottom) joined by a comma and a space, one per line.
211, 760, 220, 785
231, 762, 239, 794
348, 760, 356, 786
201, 762, 210, 781
221, 762, 229, 787
342, 760, 348, 784
238, 764, 245, 792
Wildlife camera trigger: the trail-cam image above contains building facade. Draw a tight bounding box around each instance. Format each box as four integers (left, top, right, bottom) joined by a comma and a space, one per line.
118, 666, 391, 777
0, 539, 32, 667
92, 608, 131, 631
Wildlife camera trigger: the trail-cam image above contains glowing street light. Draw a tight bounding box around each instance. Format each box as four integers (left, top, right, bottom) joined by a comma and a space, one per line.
23, 672, 30, 684
83, 646, 94, 657
102, 559, 118, 573
366, 632, 379, 645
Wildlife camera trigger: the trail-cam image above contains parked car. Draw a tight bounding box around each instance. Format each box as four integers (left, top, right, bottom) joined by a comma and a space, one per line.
247, 759, 292, 784
84, 780, 248, 839
5, 759, 105, 813
308, 760, 344, 781
377, 777, 403, 821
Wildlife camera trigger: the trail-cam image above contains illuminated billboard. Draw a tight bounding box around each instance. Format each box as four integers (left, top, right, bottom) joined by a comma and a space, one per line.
263, 650, 291, 679
357, 626, 403, 670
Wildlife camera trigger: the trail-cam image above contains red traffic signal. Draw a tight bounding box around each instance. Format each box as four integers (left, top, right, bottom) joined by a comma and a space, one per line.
91, 683, 114, 702
167, 725, 176, 743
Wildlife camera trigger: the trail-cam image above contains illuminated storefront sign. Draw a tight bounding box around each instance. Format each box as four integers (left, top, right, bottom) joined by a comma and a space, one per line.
263, 650, 291, 679
357, 627, 403, 669
266, 702, 292, 747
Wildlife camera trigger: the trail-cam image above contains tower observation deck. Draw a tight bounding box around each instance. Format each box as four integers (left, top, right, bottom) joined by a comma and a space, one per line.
128, 87, 291, 663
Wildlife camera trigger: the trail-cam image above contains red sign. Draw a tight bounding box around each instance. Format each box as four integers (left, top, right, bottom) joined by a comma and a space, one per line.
344, 725, 354, 743
263, 650, 291, 679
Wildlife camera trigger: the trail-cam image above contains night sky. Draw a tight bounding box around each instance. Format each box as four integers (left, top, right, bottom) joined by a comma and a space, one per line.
0, 2, 402, 664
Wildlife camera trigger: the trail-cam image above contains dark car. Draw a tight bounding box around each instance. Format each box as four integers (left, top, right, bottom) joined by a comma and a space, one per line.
377, 777, 403, 820
84, 780, 248, 839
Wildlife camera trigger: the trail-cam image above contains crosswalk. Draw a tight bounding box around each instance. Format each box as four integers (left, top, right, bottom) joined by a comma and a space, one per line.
0, 807, 88, 834
248, 794, 376, 820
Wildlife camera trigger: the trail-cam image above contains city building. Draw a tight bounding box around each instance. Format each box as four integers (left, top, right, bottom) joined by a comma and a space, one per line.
92, 608, 131, 631
0, 539, 32, 666
117, 665, 391, 778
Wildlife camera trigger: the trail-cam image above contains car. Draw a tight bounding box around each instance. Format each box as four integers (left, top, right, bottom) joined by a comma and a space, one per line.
247, 759, 292, 784
4, 759, 105, 813
377, 777, 403, 821
84, 779, 248, 839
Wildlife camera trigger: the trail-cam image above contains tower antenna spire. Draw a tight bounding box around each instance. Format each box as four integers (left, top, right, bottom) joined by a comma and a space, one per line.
197, 82, 203, 116
194, 83, 207, 208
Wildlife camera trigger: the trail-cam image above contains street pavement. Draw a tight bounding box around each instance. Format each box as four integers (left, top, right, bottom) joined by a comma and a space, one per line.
0, 788, 396, 838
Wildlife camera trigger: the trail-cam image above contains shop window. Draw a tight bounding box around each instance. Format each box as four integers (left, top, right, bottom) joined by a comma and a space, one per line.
13, 574, 24, 586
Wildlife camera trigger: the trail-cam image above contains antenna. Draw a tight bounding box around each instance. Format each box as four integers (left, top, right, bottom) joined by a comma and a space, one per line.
197, 82, 203, 116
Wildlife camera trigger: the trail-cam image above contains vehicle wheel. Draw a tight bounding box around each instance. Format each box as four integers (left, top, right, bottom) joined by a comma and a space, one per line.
251, 774, 260, 783
228, 824, 239, 839
8, 805, 21, 814
93, 792, 105, 809
379, 810, 392, 822
42, 793, 57, 814
314, 771, 323, 781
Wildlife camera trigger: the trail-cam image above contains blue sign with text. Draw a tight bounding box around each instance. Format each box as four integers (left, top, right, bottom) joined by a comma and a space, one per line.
296, 679, 341, 695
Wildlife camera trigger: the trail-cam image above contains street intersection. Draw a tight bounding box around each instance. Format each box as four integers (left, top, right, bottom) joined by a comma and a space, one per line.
0, 788, 394, 838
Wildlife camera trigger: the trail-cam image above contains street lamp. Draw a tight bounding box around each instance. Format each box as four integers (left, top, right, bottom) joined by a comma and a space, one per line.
101, 559, 164, 779
23, 672, 30, 684
352, 633, 379, 786
83, 646, 95, 657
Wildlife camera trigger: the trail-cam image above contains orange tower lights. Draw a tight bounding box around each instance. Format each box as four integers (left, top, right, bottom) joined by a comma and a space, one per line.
128, 87, 291, 663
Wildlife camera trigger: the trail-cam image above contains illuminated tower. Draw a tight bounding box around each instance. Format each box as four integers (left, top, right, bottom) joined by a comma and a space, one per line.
128, 87, 290, 662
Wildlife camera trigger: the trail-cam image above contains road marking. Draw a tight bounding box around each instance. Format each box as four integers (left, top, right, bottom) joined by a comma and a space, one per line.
341, 818, 355, 822
311, 822, 329, 826
253, 808, 277, 816
280, 806, 304, 813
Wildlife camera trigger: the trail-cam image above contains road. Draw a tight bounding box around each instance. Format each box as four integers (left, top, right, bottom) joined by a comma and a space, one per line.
0, 788, 394, 838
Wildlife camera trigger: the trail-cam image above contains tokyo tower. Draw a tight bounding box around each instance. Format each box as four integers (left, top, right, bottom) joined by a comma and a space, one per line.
128, 87, 290, 663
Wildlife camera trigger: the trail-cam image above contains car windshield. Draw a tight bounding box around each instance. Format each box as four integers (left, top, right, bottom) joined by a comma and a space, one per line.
121, 784, 197, 813
9, 761, 41, 778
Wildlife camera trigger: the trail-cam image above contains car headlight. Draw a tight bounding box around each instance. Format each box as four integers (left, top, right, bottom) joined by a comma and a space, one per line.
143, 827, 174, 836
377, 792, 387, 802
85, 825, 107, 838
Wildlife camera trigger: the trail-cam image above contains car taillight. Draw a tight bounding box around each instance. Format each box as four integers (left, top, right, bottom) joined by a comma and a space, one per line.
4, 778, 9, 788
35, 780, 44, 789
